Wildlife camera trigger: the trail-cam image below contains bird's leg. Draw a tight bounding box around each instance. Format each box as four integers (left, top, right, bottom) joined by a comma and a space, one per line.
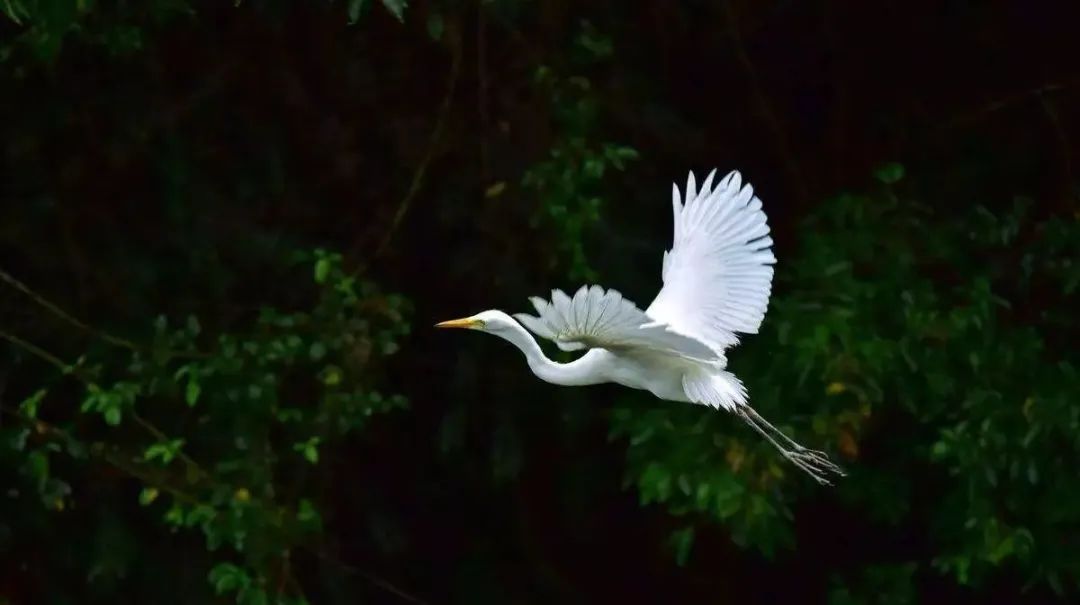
735, 406, 846, 485
737, 409, 833, 485
740, 406, 809, 451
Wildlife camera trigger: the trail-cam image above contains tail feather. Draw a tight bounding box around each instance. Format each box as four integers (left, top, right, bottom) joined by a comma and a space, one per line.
682, 369, 746, 412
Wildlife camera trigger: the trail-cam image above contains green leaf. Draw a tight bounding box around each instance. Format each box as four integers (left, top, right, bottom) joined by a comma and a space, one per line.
238, 586, 269, 605
185, 376, 201, 407
1047, 571, 1064, 595
104, 406, 122, 426
208, 562, 248, 595
19, 388, 46, 418
346, 0, 365, 24
314, 258, 331, 284
873, 161, 905, 184
930, 441, 948, 459
144, 439, 185, 464
186, 315, 201, 336
164, 503, 185, 527
426, 12, 443, 40
139, 487, 159, 506
186, 504, 216, 528
669, 527, 695, 566
380, 0, 407, 22
297, 498, 322, 528
294, 438, 321, 464
988, 534, 1015, 564
2, 0, 28, 25
275, 407, 303, 422
26, 450, 49, 489
7, 428, 30, 451
321, 365, 342, 386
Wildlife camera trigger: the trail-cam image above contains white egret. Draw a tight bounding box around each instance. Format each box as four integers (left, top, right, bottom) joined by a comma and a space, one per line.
438, 169, 843, 484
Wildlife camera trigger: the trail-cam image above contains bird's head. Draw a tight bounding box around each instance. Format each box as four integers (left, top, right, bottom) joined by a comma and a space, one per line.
435, 310, 519, 335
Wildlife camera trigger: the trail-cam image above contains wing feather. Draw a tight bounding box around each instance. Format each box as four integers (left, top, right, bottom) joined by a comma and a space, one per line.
514, 286, 718, 359
647, 169, 776, 352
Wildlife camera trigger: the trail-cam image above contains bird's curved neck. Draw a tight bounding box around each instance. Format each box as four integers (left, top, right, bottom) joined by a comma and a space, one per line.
498, 321, 605, 386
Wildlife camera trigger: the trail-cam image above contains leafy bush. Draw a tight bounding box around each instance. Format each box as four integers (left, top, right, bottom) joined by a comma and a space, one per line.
3, 252, 410, 604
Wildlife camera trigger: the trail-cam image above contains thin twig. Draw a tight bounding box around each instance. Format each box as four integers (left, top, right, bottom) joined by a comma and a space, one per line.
1038, 92, 1076, 204
477, 0, 491, 181
722, 0, 808, 207
931, 81, 1074, 135
131, 410, 210, 479
101, 447, 204, 505
151, 60, 239, 131
1, 328, 212, 480
276, 550, 292, 601
367, 23, 463, 264
1, 266, 211, 360
0, 329, 73, 371
301, 546, 429, 605
286, 564, 309, 604
0, 404, 204, 505
0, 267, 142, 351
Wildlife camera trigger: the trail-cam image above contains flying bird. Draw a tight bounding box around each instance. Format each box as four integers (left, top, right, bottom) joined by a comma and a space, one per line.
437, 169, 843, 484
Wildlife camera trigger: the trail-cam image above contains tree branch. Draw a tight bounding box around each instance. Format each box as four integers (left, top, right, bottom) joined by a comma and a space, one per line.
300, 546, 429, 605
362, 22, 464, 267
0, 267, 142, 351
930, 81, 1074, 135
722, 0, 808, 206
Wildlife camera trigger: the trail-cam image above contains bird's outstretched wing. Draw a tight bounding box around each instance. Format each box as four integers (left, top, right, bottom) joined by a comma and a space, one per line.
514, 285, 718, 360
646, 169, 776, 352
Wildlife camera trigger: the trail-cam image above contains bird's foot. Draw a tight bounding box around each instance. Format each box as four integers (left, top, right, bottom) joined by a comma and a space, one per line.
784, 446, 846, 486
733, 406, 847, 485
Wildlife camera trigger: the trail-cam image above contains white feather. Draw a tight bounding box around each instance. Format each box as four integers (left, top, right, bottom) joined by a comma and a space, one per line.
514, 286, 718, 360
647, 169, 777, 351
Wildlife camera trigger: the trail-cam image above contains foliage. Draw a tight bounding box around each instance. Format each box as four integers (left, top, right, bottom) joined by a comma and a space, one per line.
612, 168, 1080, 596
3, 251, 410, 603
0, 0, 412, 59
522, 26, 639, 280
1, 0, 191, 60
2, 1, 1078, 604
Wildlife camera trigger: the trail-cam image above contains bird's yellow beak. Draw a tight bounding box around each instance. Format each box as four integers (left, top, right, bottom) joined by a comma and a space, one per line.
434, 317, 484, 330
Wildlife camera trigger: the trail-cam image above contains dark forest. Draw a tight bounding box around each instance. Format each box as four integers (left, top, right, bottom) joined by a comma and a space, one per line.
2, 1, 1079, 604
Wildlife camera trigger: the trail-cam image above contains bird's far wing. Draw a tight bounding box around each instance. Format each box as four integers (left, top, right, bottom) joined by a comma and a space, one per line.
646, 169, 776, 352
513, 285, 718, 360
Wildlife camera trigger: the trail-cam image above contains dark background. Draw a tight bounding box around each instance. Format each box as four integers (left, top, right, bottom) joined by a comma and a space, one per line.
2, 1, 1079, 604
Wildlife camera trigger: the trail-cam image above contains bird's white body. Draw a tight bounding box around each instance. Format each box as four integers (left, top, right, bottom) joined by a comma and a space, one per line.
535, 348, 695, 401
595, 349, 696, 401
438, 169, 843, 484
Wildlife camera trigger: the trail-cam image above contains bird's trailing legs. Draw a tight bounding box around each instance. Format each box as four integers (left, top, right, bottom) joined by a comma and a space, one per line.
735, 406, 846, 485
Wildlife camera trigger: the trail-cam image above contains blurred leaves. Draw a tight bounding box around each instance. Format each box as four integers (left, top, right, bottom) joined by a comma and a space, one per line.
829, 563, 917, 605
1, 0, 192, 59
345, 0, 408, 25
873, 162, 905, 185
